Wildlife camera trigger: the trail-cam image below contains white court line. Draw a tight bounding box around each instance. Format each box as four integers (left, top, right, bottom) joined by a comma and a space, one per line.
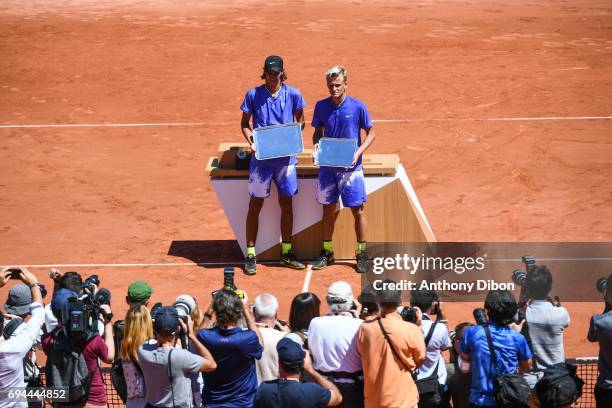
1, 262, 243, 268
0, 122, 210, 129
374, 116, 612, 123
302, 265, 313, 293
0, 116, 611, 129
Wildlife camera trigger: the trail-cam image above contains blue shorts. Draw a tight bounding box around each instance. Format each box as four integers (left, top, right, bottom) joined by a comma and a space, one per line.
316, 168, 366, 207
248, 160, 298, 198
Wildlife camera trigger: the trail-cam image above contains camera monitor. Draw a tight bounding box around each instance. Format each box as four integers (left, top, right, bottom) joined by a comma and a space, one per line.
253, 122, 303, 160
315, 137, 357, 168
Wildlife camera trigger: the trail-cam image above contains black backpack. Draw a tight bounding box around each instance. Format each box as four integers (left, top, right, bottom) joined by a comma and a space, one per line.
483, 325, 531, 408
45, 330, 93, 405
535, 362, 584, 407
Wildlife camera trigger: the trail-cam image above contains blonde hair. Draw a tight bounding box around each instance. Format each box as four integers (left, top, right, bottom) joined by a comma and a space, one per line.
191, 303, 203, 328
326, 65, 347, 83
119, 304, 153, 363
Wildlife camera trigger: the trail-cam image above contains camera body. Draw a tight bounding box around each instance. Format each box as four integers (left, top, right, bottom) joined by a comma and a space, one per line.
400, 306, 418, 324
65, 297, 98, 339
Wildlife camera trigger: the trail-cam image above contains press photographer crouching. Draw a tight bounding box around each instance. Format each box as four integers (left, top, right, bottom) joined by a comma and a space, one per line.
139, 306, 216, 408
588, 273, 612, 408
0, 267, 45, 408
42, 282, 115, 407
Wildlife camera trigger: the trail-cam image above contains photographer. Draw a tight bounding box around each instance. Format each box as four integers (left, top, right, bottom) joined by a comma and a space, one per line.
196, 289, 263, 408
42, 286, 115, 407
255, 338, 343, 407
520, 265, 571, 406
357, 279, 426, 408
253, 293, 289, 383
587, 274, 612, 408
0, 267, 45, 408
460, 290, 532, 407
409, 289, 452, 408
139, 307, 217, 408
44, 270, 83, 333
308, 281, 364, 408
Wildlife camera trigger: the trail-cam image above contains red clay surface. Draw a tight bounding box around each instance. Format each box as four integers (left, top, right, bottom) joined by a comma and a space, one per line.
1, 0, 611, 358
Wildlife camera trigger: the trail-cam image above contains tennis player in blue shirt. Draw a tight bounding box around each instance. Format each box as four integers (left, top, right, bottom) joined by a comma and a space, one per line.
240, 55, 306, 275
311, 66, 375, 273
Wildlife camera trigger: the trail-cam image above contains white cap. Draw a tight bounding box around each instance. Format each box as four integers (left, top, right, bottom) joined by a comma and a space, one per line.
327, 281, 354, 305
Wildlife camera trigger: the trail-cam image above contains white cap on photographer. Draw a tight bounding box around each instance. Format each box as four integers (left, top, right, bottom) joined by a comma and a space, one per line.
327, 281, 354, 313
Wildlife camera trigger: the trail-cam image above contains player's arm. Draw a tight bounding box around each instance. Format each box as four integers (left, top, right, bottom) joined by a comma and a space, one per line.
294, 109, 305, 130
241, 112, 255, 151
351, 127, 375, 167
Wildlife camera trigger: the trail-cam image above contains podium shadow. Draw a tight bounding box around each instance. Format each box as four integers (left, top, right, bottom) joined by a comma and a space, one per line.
168, 240, 244, 269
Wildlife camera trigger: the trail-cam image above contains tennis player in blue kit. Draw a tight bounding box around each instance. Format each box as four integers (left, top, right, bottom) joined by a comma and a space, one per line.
311, 66, 375, 273
240, 55, 306, 275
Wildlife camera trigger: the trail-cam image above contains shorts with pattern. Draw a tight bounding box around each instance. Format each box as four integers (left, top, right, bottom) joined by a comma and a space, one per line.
248, 160, 298, 198
316, 168, 366, 207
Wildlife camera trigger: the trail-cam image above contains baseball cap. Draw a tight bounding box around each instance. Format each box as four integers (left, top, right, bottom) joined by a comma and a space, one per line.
4, 284, 32, 315
263, 55, 283, 73
327, 281, 354, 305
154, 306, 179, 334
51, 288, 79, 316
127, 281, 152, 303
277, 337, 305, 371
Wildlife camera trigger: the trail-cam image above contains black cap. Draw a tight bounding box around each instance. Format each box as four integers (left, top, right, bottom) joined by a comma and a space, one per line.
263, 55, 283, 73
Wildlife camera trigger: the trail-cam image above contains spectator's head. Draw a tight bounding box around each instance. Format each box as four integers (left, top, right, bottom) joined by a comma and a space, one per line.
253, 293, 279, 324
359, 284, 379, 318
58, 272, 82, 293
289, 292, 320, 333
126, 280, 152, 306
452, 322, 473, 354
3, 283, 33, 317
327, 281, 354, 314
525, 265, 552, 300
484, 289, 518, 325
51, 288, 79, 321
277, 337, 306, 376
376, 279, 402, 311
410, 289, 438, 314
120, 304, 153, 363
213, 290, 243, 328
153, 306, 179, 338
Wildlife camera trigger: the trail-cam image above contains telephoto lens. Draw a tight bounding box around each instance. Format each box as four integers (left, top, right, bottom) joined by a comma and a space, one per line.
596, 277, 608, 294
223, 267, 236, 290
473, 308, 488, 326
512, 270, 526, 286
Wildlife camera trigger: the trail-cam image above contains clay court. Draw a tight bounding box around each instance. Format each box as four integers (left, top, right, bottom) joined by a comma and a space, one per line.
1, 0, 611, 371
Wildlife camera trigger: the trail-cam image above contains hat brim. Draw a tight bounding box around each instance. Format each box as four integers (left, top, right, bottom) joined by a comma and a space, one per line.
265, 66, 282, 73
4, 303, 30, 316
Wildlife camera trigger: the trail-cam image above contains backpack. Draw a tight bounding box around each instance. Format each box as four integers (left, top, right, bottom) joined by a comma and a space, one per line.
535, 362, 584, 407
45, 330, 93, 405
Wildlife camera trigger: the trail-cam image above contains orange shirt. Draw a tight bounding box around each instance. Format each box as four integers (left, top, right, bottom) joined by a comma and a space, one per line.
357, 313, 426, 408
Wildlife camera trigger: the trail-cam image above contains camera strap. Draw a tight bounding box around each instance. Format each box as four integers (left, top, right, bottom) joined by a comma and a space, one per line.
167, 348, 175, 408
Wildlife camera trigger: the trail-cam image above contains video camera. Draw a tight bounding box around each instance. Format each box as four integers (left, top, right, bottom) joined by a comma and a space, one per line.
62, 275, 113, 339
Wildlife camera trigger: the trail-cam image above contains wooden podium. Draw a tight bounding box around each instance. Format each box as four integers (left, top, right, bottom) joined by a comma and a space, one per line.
206, 143, 435, 260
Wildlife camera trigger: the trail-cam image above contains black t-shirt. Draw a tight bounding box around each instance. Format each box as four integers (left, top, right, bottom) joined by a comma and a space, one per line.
255, 379, 331, 408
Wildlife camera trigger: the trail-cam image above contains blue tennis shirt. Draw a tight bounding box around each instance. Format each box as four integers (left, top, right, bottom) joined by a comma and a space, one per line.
461, 323, 532, 407
311, 95, 373, 170
197, 326, 263, 407
241, 83, 305, 166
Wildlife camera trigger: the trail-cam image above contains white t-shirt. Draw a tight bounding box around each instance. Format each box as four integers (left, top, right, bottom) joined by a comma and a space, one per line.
256, 327, 286, 383
417, 316, 452, 385
308, 314, 362, 373
0, 302, 45, 408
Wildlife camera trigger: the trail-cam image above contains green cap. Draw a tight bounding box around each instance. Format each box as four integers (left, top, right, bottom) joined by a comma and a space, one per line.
127, 281, 152, 302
